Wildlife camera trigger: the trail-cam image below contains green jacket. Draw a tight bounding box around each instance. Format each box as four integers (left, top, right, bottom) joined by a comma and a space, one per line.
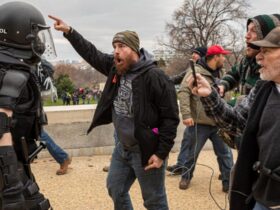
220, 57, 260, 95
178, 63, 220, 126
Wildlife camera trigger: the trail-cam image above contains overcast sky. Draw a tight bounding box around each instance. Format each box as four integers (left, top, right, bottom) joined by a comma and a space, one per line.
2, 0, 279, 61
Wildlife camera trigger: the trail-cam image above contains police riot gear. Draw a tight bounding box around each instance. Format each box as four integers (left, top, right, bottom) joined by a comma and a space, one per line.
0, 52, 51, 210
0, 113, 12, 139
0, 1, 53, 209
0, 2, 56, 62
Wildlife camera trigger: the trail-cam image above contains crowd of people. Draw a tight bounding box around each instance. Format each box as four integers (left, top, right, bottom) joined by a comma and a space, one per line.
0, 1, 280, 210
60, 88, 102, 105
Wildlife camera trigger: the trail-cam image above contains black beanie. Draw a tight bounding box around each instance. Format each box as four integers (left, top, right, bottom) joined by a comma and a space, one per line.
247, 14, 280, 40
191, 47, 207, 57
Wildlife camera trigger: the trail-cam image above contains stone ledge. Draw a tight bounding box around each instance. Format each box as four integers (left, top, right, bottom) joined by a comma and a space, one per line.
41, 105, 213, 157
38, 145, 115, 159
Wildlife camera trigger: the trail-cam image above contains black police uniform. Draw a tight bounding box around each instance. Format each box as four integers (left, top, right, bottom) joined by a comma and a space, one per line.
0, 52, 51, 210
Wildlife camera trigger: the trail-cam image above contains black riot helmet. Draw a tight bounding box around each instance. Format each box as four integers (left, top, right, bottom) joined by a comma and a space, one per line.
0, 1, 56, 63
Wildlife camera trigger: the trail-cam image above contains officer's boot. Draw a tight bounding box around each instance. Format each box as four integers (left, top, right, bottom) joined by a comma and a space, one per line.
0, 146, 25, 210
17, 163, 51, 210
23, 180, 51, 210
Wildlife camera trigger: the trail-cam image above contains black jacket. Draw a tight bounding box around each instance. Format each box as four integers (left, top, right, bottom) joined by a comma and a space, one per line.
231, 81, 280, 210
64, 30, 179, 165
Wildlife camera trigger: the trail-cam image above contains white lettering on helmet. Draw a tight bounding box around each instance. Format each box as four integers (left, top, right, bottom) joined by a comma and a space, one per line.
0, 29, 7, 34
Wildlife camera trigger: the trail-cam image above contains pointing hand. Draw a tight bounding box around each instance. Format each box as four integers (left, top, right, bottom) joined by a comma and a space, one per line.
48, 15, 71, 34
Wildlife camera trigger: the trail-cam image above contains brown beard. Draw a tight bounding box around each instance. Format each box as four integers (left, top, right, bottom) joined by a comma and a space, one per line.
116, 65, 127, 75
217, 62, 224, 69
115, 56, 137, 75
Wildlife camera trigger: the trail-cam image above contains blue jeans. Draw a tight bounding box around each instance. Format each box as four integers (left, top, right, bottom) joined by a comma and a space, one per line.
107, 141, 168, 210
182, 125, 233, 185
40, 129, 69, 164
176, 127, 190, 166
253, 202, 271, 210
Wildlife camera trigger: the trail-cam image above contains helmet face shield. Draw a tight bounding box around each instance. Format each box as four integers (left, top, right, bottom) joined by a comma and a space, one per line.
0, 2, 57, 61
31, 27, 57, 60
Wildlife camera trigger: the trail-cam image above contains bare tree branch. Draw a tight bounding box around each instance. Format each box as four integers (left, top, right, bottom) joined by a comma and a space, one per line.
157, 0, 250, 74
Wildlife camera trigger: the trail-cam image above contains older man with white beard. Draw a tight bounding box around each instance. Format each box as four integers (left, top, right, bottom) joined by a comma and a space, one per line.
187, 26, 280, 210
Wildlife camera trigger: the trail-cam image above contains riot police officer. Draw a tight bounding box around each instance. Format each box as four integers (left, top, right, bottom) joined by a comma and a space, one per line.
0, 2, 56, 209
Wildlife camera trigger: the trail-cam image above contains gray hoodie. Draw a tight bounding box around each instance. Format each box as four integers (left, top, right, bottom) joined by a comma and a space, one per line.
112, 49, 155, 151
